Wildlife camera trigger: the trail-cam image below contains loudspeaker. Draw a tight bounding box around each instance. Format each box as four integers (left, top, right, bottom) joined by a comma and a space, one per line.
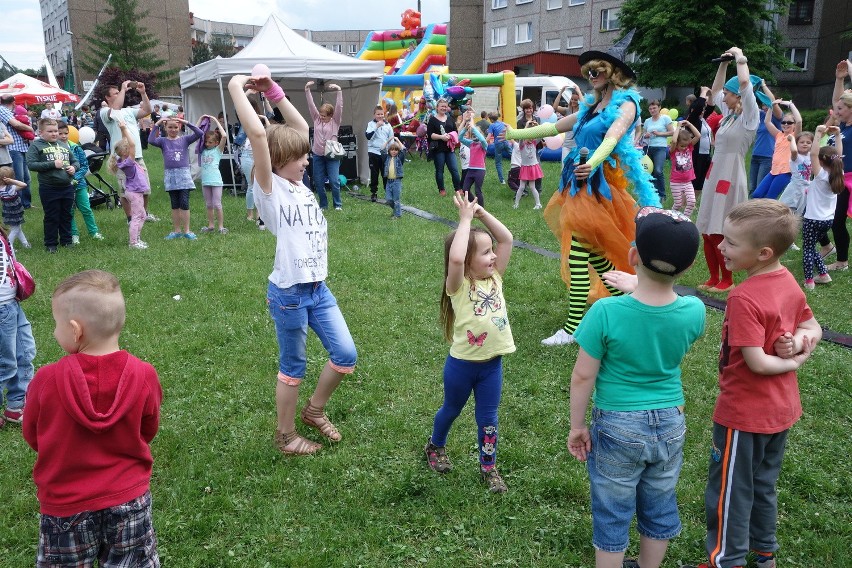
219, 154, 243, 194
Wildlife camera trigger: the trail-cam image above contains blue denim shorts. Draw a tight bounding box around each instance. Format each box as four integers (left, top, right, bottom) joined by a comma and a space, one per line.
587, 406, 686, 552
266, 281, 357, 384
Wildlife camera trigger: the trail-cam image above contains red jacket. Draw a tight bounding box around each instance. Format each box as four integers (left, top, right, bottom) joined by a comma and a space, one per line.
23, 351, 162, 516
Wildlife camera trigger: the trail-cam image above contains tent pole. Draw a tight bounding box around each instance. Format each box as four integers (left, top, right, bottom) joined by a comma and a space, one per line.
217, 74, 239, 197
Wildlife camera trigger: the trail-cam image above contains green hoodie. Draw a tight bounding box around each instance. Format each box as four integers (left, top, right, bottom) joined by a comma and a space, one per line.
26, 137, 79, 188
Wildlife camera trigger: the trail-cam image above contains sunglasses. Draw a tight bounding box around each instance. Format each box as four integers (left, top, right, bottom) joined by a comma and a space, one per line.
635, 206, 693, 224
588, 69, 602, 80
780, 121, 795, 125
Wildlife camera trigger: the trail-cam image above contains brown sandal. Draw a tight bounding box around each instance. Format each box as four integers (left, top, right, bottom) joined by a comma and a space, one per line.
275, 430, 322, 456
300, 402, 342, 442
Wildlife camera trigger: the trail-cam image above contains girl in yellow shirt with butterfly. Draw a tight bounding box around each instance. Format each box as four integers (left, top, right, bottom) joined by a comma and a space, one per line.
424, 192, 516, 493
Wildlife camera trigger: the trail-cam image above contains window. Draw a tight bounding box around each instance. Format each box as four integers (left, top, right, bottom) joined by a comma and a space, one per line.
547, 0, 562, 8
516, 0, 533, 4
568, 0, 585, 5
786, 48, 808, 70
566, 35, 583, 49
601, 8, 620, 31
348, 44, 358, 55
788, 0, 814, 24
515, 22, 532, 44
545, 38, 560, 51
332, 44, 342, 53
491, 26, 508, 47
492, 0, 507, 8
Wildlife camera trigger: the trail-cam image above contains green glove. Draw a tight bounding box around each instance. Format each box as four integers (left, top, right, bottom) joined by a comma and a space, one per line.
505, 122, 559, 140
586, 137, 618, 169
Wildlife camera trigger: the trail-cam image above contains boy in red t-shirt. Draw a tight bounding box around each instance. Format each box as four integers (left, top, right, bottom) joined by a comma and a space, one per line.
23, 270, 162, 567
684, 199, 822, 568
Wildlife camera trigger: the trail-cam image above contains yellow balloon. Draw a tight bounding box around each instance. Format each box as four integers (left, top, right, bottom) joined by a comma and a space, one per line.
668, 108, 679, 121
640, 154, 653, 174
67, 124, 79, 144
660, 108, 669, 117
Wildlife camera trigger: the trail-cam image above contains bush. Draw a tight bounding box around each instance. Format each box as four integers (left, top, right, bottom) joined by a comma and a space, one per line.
799, 108, 831, 134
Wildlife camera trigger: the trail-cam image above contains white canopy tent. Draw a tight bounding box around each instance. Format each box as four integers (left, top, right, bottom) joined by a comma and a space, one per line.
180, 14, 385, 183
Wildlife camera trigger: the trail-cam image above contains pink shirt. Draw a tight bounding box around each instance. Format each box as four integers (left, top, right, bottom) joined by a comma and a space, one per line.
306, 89, 343, 156
670, 145, 695, 183
770, 132, 792, 175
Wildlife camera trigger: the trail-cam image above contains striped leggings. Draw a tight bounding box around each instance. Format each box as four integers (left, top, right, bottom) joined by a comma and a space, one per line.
563, 235, 623, 334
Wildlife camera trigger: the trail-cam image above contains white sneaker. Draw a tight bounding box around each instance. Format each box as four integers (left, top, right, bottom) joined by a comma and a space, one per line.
145, 213, 160, 222
533, 204, 542, 210
129, 241, 148, 249
512, 203, 519, 209
541, 329, 575, 346
71, 235, 80, 244
92, 232, 105, 240
814, 273, 832, 285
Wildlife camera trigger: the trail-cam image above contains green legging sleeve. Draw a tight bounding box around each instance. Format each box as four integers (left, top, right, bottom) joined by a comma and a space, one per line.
586, 136, 618, 169
505, 122, 559, 140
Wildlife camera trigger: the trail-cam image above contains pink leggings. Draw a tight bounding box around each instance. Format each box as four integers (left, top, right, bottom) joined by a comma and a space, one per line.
202, 185, 223, 209
126, 191, 145, 244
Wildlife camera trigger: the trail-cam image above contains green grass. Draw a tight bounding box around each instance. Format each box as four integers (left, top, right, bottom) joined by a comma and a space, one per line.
0, 149, 850, 567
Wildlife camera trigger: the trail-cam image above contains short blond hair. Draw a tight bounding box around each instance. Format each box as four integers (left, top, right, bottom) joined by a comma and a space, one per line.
266, 124, 310, 168
53, 270, 126, 341
726, 199, 800, 258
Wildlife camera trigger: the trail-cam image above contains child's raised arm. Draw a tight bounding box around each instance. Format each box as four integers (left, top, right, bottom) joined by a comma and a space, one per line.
811, 125, 829, 177
474, 205, 513, 276
229, 75, 272, 194
669, 122, 681, 153
207, 115, 228, 151
788, 134, 798, 161
446, 192, 477, 295
254, 77, 308, 138
764, 101, 781, 137
1, 176, 27, 189
117, 121, 136, 156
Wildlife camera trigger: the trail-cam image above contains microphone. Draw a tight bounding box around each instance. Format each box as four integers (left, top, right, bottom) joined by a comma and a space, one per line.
577, 146, 589, 187
711, 54, 735, 64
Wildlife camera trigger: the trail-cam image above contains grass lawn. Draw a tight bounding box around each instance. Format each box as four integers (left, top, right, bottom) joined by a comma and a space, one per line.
1, 148, 850, 567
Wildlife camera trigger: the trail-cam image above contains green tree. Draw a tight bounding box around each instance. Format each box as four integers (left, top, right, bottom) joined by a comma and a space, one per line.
190, 42, 213, 66
80, 0, 173, 84
189, 36, 235, 66
619, 0, 792, 89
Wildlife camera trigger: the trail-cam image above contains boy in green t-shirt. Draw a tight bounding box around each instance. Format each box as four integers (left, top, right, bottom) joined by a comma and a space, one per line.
567, 208, 706, 568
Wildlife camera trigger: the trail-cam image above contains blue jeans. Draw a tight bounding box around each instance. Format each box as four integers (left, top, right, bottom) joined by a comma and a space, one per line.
266, 281, 357, 382
240, 150, 255, 211
432, 150, 461, 193
493, 140, 509, 183
312, 153, 341, 209
587, 407, 686, 552
385, 178, 402, 217
0, 299, 36, 409
431, 355, 503, 470
752, 172, 792, 200
749, 155, 772, 195
10, 150, 31, 208
647, 146, 668, 202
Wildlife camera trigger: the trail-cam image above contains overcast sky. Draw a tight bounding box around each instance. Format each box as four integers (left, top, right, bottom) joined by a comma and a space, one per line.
2, 0, 451, 71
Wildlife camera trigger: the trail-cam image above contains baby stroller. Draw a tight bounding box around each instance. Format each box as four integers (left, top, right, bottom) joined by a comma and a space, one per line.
83, 143, 121, 209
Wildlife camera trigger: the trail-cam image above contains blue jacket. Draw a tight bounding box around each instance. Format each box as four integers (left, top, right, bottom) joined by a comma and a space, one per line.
383, 149, 406, 179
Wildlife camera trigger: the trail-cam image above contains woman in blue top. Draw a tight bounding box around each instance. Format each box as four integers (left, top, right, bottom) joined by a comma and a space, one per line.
642, 100, 674, 203
508, 33, 658, 346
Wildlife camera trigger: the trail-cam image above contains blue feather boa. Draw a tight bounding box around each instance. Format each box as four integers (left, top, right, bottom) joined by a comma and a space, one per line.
559, 88, 659, 208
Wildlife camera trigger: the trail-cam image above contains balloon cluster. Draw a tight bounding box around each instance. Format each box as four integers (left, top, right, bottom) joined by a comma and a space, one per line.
400, 9, 421, 30
425, 73, 474, 110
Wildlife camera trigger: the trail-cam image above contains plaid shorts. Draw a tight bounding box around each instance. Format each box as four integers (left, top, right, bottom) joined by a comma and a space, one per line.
37, 490, 160, 568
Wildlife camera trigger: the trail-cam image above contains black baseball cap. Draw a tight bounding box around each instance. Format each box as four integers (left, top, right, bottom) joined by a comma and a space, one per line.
634, 207, 699, 276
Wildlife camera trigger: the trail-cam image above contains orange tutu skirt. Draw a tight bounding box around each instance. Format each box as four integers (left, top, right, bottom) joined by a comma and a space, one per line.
543, 160, 638, 302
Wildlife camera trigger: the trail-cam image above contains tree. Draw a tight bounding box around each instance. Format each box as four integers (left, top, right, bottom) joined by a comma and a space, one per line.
94, 67, 159, 106
619, 0, 792, 89
190, 42, 213, 66
80, 0, 174, 86
189, 35, 237, 66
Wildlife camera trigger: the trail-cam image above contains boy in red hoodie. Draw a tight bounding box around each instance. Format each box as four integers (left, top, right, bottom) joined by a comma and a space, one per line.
13, 105, 35, 141
23, 270, 163, 567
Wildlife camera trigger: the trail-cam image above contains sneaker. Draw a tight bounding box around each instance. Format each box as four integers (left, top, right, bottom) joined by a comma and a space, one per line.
512, 203, 519, 209
129, 241, 148, 250
439, 190, 447, 196
334, 206, 342, 211
371, 195, 377, 202
257, 219, 266, 231
480, 468, 507, 493
3, 407, 23, 424
218, 227, 229, 234
184, 232, 198, 240
46, 246, 57, 254
71, 235, 80, 245
826, 262, 848, 271
199, 226, 214, 233
165, 232, 183, 240
788, 243, 800, 251
424, 438, 453, 473
20, 241, 31, 249
755, 554, 776, 567
92, 233, 105, 240
145, 213, 160, 222
541, 329, 575, 346
533, 204, 542, 210
804, 280, 815, 290
814, 273, 832, 285
622, 559, 640, 568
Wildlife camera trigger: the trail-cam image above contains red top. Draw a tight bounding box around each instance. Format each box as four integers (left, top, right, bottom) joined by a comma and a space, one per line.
23, 351, 162, 516
714, 269, 812, 434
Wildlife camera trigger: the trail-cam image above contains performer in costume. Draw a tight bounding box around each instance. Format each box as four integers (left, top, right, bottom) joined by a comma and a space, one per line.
508, 31, 658, 346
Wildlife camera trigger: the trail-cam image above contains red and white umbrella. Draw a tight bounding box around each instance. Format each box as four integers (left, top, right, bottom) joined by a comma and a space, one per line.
0, 73, 79, 105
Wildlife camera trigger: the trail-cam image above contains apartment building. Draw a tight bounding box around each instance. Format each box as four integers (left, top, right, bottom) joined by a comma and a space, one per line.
190, 14, 263, 51
40, 0, 191, 95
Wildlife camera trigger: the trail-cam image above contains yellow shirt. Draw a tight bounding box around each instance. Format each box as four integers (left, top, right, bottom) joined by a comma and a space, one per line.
448, 273, 516, 361
388, 159, 397, 179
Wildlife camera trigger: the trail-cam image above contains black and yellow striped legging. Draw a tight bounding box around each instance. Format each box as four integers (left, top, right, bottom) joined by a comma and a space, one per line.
564, 235, 623, 335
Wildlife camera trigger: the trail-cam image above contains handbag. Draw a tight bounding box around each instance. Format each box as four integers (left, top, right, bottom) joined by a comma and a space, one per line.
0, 233, 35, 301
324, 137, 346, 160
